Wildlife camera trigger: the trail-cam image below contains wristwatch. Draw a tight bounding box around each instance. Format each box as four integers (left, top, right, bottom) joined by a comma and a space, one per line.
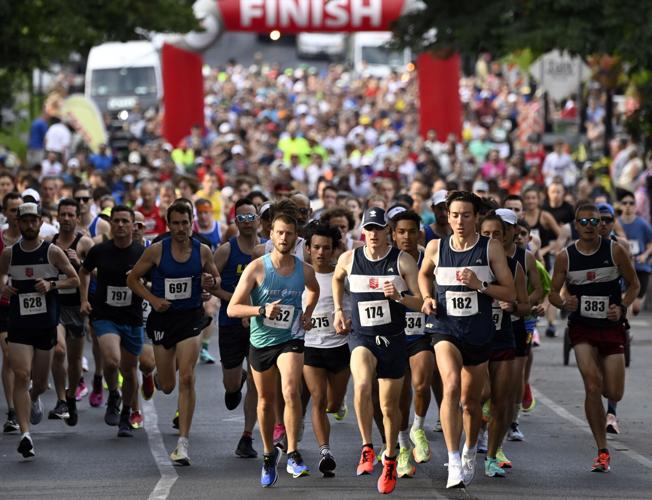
479, 281, 489, 293
258, 305, 266, 318
49, 280, 57, 290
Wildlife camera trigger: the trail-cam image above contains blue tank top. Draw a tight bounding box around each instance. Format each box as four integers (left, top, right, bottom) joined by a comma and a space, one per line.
426, 234, 496, 345
8, 241, 60, 329
151, 238, 203, 311
219, 237, 253, 326
349, 246, 407, 337
424, 224, 438, 245
249, 254, 305, 348
197, 221, 221, 252
88, 216, 99, 238
566, 237, 621, 328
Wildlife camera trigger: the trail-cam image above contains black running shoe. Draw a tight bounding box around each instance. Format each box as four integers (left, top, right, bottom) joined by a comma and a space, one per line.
235, 435, 258, 458
65, 396, 78, 426
319, 451, 336, 477
48, 400, 70, 420
118, 413, 133, 437
225, 370, 247, 411
104, 392, 122, 426
3, 410, 19, 433
18, 435, 35, 458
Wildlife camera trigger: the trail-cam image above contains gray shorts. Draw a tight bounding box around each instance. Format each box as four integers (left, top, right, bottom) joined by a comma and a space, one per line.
60, 306, 87, 338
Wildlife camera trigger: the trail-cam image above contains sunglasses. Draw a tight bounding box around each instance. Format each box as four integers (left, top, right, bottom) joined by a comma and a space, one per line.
600, 217, 614, 223
621, 200, 635, 206
236, 214, 257, 223
74, 197, 90, 203
577, 217, 600, 227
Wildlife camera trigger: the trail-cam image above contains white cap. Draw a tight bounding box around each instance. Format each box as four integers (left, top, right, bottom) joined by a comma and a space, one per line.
495, 208, 518, 226
219, 122, 231, 134
386, 205, 407, 220
472, 180, 489, 193
231, 144, 245, 155
431, 189, 448, 206
22, 188, 40, 203
18, 202, 41, 218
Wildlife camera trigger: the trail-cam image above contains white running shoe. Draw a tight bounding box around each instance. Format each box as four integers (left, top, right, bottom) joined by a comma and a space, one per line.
446, 461, 464, 489
507, 423, 524, 441
170, 438, 190, 466
461, 446, 477, 486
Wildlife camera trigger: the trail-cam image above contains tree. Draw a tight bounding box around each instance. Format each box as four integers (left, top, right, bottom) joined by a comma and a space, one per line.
392, 0, 652, 147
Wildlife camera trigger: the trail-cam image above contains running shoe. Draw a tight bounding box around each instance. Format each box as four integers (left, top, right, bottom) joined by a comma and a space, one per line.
461, 445, 477, 486
235, 435, 258, 458
48, 400, 69, 420
65, 396, 78, 426
4, 409, 19, 433
592, 451, 610, 472
433, 418, 442, 432
334, 402, 348, 421
397, 447, 415, 478
319, 450, 336, 477
482, 399, 492, 422
410, 427, 431, 463
75, 378, 88, 401
225, 370, 247, 410
104, 392, 121, 427
273, 423, 286, 451
261, 447, 281, 487
172, 409, 179, 430
357, 446, 376, 475
199, 346, 216, 364
170, 438, 190, 466
521, 384, 536, 412
286, 451, 310, 478
18, 433, 35, 459
477, 429, 488, 454
507, 422, 524, 441
89, 375, 104, 407
141, 372, 155, 401
496, 447, 512, 468
446, 461, 464, 489
118, 413, 133, 437
606, 413, 620, 434
377, 455, 398, 494
130, 410, 144, 429
30, 397, 43, 425
103, 372, 123, 390
545, 324, 556, 338
485, 457, 506, 477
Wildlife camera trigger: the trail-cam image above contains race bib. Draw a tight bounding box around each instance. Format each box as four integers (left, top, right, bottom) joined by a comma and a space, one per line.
311, 312, 335, 336
263, 304, 295, 329
164, 277, 192, 300
492, 305, 503, 330
19, 292, 46, 316
446, 291, 479, 317
57, 273, 75, 295
358, 299, 391, 327
580, 295, 609, 319
405, 312, 425, 336
142, 300, 152, 320
106, 286, 132, 307
628, 240, 640, 255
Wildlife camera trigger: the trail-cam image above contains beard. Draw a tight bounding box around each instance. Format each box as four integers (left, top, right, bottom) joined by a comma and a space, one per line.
20, 230, 38, 241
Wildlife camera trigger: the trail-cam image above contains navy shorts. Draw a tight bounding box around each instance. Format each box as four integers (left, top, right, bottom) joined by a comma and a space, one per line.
92, 319, 144, 357
513, 319, 532, 357
406, 334, 433, 358
218, 324, 250, 369
349, 332, 406, 379
431, 333, 491, 366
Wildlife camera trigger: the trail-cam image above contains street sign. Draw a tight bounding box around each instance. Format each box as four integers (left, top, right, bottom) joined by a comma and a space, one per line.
529, 50, 591, 101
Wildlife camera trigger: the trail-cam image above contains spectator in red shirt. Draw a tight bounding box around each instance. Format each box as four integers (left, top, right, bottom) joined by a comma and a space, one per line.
136, 179, 166, 237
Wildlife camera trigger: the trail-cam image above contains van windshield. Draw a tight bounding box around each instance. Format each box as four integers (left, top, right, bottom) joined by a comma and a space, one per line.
361, 46, 405, 67
90, 67, 157, 97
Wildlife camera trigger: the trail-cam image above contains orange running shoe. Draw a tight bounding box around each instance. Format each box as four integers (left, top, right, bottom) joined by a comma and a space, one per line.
377, 455, 397, 494
591, 451, 610, 472
357, 446, 376, 476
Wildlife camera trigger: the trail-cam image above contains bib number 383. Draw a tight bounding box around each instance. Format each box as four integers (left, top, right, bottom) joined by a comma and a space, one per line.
19, 292, 47, 316
358, 299, 391, 327
164, 277, 192, 300
446, 291, 479, 317
263, 304, 295, 329
580, 295, 609, 319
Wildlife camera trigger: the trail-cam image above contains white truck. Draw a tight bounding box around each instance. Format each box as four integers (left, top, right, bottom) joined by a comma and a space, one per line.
347, 31, 411, 78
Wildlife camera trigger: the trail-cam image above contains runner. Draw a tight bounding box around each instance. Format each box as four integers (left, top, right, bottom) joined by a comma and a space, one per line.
127, 201, 220, 465
302, 222, 349, 477
213, 198, 260, 458
79, 205, 145, 438
333, 207, 423, 494
419, 191, 515, 488
424, 190, 452, 244
0, 202, 79, 458
227, 211, 319, 487
549, 203, 639, 472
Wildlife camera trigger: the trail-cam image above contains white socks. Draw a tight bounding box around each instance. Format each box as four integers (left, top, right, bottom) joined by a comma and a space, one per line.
398, 430, 410, 450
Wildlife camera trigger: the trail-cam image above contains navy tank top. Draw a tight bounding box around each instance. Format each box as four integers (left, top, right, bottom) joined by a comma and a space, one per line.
218, 237, 253, 326
151, 238, 203, 311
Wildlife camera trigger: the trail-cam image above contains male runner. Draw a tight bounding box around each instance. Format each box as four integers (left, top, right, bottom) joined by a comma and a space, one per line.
213, 198, 260, 458
80, 206, 145, 438
333, 207, 423, 494
549, 203, 638, 472
127, 201, 220, 465
302, 222, 349, 477
419, 191, 515, 488
227, 212, 319, 488
0, 202, 79, 458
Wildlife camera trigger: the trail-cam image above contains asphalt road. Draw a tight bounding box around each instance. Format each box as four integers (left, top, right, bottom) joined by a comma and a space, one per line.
1, 314, 651, 499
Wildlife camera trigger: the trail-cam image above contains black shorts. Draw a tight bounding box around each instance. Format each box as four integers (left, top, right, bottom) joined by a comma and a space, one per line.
0, 306, 8, 333
406, 335, 433, 358
304, 344, 350, 373
431, 333, 490, 366
513, 320, 532, 357
349, 332, 406, 379
249, 339, 304, 373
218, 324, 250, 369
146, 307, 211, 350
636, 270, 650, 298
7, 327, 57, 351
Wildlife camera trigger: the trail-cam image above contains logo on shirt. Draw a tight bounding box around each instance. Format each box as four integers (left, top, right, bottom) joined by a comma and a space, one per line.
369, 277, 379, 289
587, 271, 596, 281
25, 267, 33, 278
475, 258, 482, 264
455, 270, 463, 282
387, 267, 394, 272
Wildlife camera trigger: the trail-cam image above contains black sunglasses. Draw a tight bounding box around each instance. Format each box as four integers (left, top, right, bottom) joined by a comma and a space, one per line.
577, 217, 600, 227
75, 197, 90, 203
600, 216, 614, 223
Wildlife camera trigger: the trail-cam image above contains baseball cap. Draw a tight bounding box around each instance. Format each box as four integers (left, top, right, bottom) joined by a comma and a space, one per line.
431, 190, 448, 207
472, 180, 489, 193
22, 188, 40, 204
259, 201, 272, 218
495, 208, 518, 226
361, 208, 387, 229
18, 202, 41, 218
597, 202, 615, 217
231, 144, 245, 155
387, 205, 407, 220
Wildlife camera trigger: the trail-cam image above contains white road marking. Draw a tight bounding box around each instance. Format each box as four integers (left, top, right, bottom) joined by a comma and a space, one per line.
143, 399, 178, 500
534, 388, 652, 470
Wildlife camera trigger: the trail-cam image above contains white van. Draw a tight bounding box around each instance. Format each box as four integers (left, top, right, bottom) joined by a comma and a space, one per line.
85, 41, 162, 116
348, 32, 411, 78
